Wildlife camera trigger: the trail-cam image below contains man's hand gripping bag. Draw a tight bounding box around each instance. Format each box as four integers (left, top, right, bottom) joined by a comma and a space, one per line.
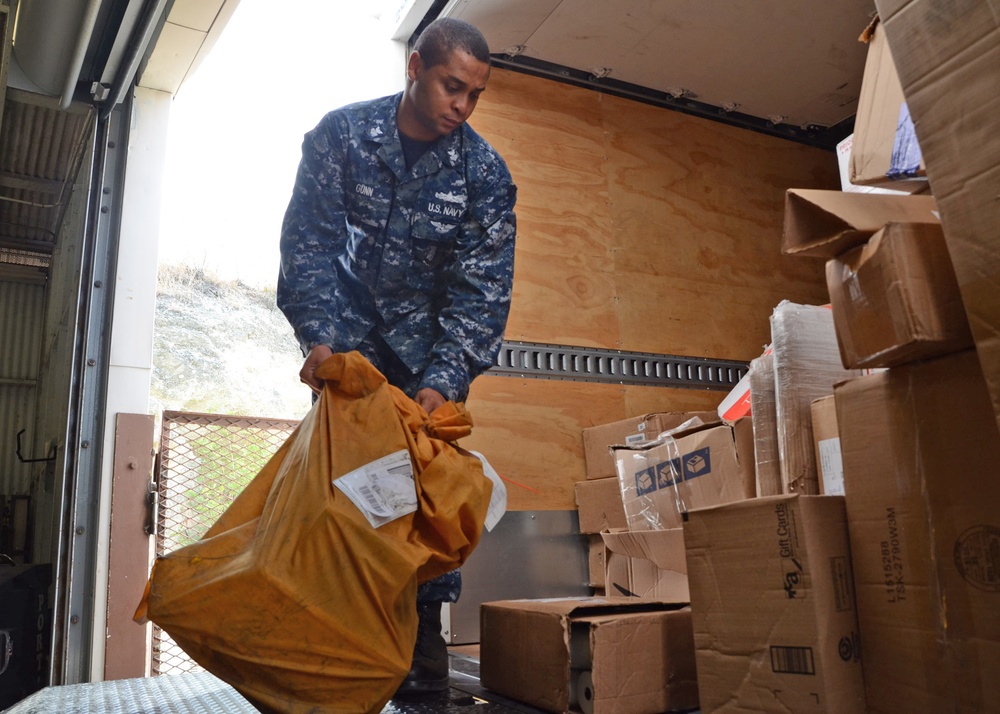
134, 352, 492, 713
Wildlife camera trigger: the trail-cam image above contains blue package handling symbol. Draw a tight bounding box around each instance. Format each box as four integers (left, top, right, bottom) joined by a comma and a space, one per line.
682, 447, 711, 480
635, 466, 657, 496
655, 458, 682, 488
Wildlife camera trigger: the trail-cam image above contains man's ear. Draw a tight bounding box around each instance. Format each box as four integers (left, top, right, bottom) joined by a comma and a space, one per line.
406, 51, 422, 82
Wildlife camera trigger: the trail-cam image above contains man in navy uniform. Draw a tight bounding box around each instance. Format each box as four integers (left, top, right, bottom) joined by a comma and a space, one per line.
277, 18, 517, 695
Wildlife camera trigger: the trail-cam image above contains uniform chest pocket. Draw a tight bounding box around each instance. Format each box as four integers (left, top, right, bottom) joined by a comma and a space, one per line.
409, 213, 460, 269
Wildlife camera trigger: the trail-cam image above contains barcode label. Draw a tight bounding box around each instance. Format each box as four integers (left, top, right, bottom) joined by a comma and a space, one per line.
333, 449, 417, 528
770, 646, 816, 675
357, 484, 383, 512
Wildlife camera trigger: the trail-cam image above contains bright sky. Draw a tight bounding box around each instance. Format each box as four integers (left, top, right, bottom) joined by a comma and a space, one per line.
157, 1, 406, 287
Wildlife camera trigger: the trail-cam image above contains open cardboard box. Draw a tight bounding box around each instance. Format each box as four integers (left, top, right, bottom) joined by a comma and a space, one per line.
602, 527, 688, 601
481, 597, 698, 714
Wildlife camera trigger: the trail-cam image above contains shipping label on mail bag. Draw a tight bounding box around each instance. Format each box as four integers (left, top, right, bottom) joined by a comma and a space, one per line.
334, 449, 418, 528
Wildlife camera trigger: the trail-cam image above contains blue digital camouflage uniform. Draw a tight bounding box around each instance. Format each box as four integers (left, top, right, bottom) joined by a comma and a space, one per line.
277, 92, 517, 603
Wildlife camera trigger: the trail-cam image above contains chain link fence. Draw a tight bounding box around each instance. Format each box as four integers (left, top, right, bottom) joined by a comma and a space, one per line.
152, 411, 301, 676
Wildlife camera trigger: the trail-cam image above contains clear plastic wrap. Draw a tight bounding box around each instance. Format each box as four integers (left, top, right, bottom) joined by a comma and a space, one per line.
770, 301, 862, 494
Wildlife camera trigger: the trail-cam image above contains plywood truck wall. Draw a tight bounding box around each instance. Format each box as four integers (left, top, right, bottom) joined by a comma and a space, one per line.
461, 69, 838, 511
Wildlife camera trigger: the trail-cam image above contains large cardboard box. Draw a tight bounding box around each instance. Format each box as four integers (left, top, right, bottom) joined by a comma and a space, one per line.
480, 597, 698, 714
850, 16, 927, 190
575, 477, 628, 534
582, 411, 717, 480
684, 495, 865, 714
827, 222, 973, 369
781, 188, 938, 258
835, 349, 1000, 713
770, 302, 860, 495
602, 528, 688, 601
871, 0, 1000, 439
612, 421, 749, 530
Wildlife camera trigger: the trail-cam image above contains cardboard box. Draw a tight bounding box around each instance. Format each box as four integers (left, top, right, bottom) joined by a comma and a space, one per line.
770, 302, 860, 495
480, 597, 698, 714
575, 477, 628, 534
612, 421, 749, 530
731, 415, 756, 500
683, 495, 865, 713
781, 188, 939, 258
850, 16, 928, 190
587, 535, 607, 589
874, 0, 1000, 439
827, 222, 973, 369
582, 411, 717, 480
836, 134, 912, 195
809, 396, 843, 496
602, 528, 688, 601
835, 349, 1000, 713
749, 351, 782, 497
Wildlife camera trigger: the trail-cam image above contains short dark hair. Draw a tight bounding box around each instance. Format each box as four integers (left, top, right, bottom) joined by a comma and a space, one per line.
413, 18, 490, 69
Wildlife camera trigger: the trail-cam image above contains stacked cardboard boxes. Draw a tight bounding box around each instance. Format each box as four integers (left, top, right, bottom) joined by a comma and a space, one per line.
778, 67, 991, 711
828, 9, 1000, 701
780, 186, 989, 711
482, 10, 1000, 713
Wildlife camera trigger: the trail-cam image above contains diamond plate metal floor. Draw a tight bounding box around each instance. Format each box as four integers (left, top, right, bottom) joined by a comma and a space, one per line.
4, 653, 547, 714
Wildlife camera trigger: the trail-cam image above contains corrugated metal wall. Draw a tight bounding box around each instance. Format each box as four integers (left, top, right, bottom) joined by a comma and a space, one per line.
0, 279, 46, 495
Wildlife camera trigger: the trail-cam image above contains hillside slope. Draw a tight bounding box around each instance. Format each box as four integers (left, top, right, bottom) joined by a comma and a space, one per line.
151, 263, 310, 420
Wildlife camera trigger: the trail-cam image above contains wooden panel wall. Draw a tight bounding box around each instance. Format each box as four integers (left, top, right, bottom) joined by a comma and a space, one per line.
464, 69, 840, 510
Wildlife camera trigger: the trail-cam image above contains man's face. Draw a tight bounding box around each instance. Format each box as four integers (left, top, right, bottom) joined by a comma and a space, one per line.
404, 48, 490, 140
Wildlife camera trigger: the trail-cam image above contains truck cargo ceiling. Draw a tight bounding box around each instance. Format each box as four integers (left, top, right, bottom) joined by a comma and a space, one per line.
432, 0, 875, 150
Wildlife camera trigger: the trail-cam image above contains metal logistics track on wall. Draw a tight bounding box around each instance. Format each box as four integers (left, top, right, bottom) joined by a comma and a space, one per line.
491, 340, 748, 391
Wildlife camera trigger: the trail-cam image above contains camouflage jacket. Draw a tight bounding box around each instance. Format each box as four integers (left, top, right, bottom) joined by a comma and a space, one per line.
277, 93, 517, 402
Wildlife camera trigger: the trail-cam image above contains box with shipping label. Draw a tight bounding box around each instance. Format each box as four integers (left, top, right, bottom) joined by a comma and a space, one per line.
480, 597, 698, 714
683, 495, 865, 713
826, 222, 973, 369
582, 411, 717, 480
602, 528, 688, 601
875, 0, 1000, 439
770, 302, 860, 495
850, 16, 927, 190
575, 477, 628, 534
809, 396, 843, 496
835, 349, 1000, 713
780, 188, 938, 259
612, 421, 749, 531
